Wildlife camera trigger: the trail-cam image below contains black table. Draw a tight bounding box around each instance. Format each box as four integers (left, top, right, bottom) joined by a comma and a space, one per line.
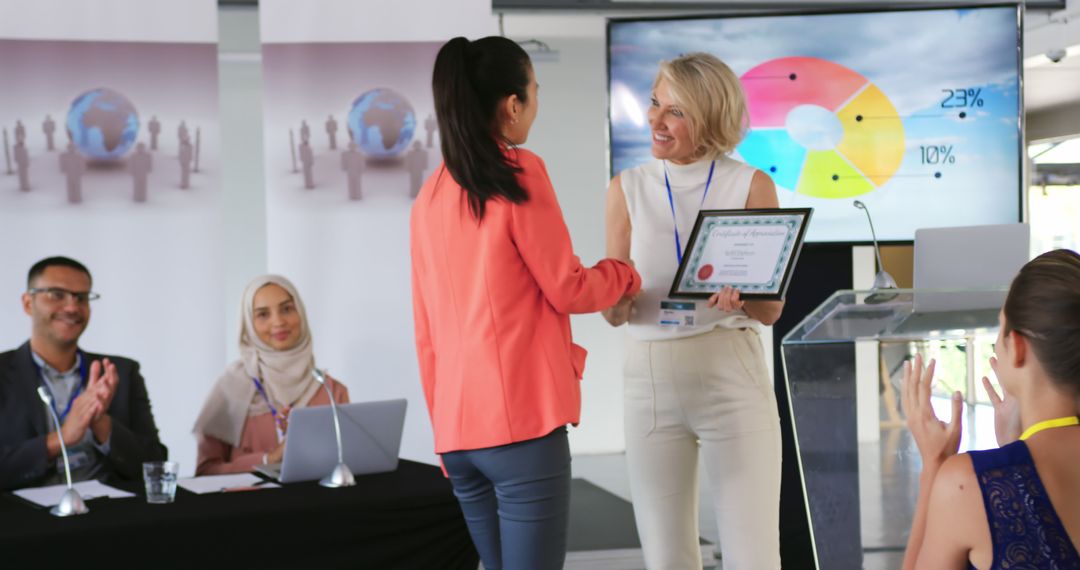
0, 460, 478, 569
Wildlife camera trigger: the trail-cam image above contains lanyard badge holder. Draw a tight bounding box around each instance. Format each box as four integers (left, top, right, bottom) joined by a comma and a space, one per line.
659, 161, 715, 328
251, 377, 288, 443
35, 351, 89, 424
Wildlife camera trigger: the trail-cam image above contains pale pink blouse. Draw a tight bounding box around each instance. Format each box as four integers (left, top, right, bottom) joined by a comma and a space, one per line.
195, 379, 350, 475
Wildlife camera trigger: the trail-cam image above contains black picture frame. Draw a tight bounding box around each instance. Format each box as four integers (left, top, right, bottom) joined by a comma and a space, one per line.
669, 208, 813, 300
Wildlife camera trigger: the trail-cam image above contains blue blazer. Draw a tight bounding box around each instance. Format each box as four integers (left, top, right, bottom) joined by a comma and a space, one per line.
0, 341, 167, 490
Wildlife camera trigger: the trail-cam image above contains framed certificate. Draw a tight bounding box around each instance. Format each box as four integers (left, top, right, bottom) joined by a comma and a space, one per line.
669, 208, 812, 300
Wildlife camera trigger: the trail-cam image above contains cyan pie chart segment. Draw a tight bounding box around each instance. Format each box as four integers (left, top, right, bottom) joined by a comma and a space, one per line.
738, 128, 807, 192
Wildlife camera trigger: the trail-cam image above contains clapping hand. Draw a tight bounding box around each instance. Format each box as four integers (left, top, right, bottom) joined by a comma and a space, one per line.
900, 354, 963, 470
707, 286, 744, 313
60, 390, 103, 447
982, 356, 1021, 446
87, 358, 119, 419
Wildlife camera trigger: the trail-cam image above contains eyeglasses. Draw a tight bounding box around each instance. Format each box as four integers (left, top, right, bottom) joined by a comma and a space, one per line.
27, 287, 100, 305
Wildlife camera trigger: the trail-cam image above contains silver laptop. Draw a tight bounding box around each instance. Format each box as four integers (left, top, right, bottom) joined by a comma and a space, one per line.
255, 398, 407, 483
894, 223, 1028, 334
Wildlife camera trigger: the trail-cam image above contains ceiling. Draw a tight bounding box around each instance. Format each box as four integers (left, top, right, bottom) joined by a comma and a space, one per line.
1025, 51, 1080, 112
215, 0, 1080, 113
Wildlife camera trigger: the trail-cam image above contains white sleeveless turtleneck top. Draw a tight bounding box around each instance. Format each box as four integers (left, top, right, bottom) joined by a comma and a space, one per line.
621, 156, 762, 341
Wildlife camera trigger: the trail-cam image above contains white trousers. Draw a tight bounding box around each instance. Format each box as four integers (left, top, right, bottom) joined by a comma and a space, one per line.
624, 327, 782, 570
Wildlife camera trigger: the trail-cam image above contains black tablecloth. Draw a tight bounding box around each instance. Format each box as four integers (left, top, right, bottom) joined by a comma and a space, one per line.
0, 460, 478, 569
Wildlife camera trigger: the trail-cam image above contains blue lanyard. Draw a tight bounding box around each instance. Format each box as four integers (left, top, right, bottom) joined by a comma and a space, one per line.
664, 160, 715, 265
34, 351, 88, 423
250, 377, 287, 431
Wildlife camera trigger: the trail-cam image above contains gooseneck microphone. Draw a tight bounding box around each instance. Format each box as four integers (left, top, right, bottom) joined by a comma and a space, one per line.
37, 387, 89, 516
853, 200, 898, 290
311, 369, 355, 488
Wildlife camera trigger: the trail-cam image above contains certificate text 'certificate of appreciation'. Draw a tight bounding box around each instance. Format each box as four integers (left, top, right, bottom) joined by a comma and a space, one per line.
669, 208, 812, 300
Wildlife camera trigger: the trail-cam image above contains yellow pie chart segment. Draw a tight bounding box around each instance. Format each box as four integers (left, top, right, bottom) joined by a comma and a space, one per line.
836, 84, 905, 186
796, 150, 875, 199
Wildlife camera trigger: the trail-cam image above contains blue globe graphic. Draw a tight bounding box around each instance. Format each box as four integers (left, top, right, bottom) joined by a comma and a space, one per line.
347, 88, 416, 158
66, 88, 139, 160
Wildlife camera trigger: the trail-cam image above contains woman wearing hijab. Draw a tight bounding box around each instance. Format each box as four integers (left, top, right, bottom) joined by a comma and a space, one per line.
193, 275, 349, 475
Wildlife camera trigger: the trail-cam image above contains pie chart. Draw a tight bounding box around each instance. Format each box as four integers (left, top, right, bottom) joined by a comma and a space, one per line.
736, 57, 905, 199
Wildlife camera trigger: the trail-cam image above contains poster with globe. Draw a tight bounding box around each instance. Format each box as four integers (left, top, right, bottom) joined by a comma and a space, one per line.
261, 42, 438, 204
0, 42, 218, 207
0, 0, 224, 477
259, 39, 442, 465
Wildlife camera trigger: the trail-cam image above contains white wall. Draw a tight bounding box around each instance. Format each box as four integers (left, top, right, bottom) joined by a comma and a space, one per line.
218, 9, 269, 365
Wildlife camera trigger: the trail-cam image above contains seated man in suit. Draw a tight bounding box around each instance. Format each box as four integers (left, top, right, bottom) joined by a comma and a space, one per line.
0, 256, 167, 490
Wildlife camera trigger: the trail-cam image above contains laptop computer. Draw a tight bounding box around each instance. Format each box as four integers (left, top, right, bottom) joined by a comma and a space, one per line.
255, 398, 407, 484
893, 223, 1028, 334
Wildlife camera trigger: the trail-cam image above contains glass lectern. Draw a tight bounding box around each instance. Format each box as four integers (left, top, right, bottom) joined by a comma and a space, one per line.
781, 288, 1007, 569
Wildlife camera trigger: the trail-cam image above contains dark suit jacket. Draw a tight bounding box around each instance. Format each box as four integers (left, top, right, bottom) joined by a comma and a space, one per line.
0, 341, 167, 491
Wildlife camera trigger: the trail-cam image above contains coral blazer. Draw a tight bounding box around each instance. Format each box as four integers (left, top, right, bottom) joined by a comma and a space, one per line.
410, 148, 640, 454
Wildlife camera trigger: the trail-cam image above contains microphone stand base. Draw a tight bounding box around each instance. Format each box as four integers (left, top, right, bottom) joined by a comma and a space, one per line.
319, 463, 356, 488
50, 488, 89, 517
865, 271, 901, 304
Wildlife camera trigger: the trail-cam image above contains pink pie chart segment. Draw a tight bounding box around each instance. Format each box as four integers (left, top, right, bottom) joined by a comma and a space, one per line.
741, 57, 869, 127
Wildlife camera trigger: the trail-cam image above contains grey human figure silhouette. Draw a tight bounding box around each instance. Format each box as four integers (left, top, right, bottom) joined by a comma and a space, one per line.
179, 138, 193, 189
404, 141, 428, 199
59, 144, 86, 204
3, 128, 11, 175
300, 120, 311, 144
14, 120, 27, 144
148, 116, 161, 150
43, 115, 56, 151
178, 121, 190, 145
130, 142, 152, 203
194, 127, 201, 173
424, 113, 437, 149
14, 141, 30, 191
325, 115, 338, 150
341, 141, 364, 200
299, 139, 314, 189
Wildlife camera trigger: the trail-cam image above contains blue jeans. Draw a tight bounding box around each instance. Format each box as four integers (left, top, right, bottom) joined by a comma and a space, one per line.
442, 428, 570, 570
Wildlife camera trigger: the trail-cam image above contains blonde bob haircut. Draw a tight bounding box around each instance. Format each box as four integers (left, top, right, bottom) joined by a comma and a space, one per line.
654, 52, 748, 159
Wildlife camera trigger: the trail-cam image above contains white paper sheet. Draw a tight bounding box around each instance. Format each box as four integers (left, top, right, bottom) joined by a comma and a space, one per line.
177, 473, 279, 494
12, 480, 134, 507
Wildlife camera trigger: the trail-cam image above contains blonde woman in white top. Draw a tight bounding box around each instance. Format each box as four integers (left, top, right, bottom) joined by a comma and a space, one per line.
604, 52, 783, 569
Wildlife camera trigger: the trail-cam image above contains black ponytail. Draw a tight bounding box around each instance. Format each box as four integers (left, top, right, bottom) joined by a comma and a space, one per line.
433, 36, 531, 220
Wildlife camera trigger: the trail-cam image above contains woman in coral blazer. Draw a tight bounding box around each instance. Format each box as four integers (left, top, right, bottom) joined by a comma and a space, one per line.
410, 36, 640, 570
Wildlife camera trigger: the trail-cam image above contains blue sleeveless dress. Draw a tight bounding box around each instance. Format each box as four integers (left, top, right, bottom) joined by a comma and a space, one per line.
968, 440, 1080, 569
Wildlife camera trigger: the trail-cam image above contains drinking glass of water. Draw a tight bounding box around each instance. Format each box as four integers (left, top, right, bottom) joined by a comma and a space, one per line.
142, 461, 179, 504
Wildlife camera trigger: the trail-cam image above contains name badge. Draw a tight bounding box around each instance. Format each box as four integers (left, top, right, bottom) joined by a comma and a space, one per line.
659, 300, 696, 327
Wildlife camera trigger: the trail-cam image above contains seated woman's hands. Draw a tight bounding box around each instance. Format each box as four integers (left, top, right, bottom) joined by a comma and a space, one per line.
982, 356, 1021, 446
901, 354, 963, 471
